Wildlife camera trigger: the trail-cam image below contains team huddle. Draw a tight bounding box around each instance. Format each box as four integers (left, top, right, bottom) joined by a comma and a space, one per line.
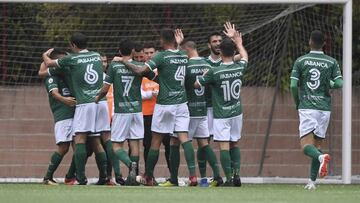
38, 21, 343, 189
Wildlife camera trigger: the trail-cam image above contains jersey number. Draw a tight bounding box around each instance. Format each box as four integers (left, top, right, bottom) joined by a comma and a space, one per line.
175, 66, 186, 86
84, 64, 99, 85
307, 68, 320, 90
195, 75, 205, 96
220, 79, 241, 102
122, 76, 134, 97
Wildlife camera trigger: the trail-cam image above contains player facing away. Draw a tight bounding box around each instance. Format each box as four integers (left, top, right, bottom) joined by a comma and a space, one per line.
141, 42, 171, 175
117, 28, 198, 186
42, 33, 110, 185
178, 40, 223, 187
290, 30, 343, 190
96, 40, 149, 185
40, 49, 77, 185
195, 22, 248, 187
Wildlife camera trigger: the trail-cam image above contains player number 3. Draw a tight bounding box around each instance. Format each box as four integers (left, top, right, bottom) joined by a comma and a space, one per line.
307, 68, 320, 90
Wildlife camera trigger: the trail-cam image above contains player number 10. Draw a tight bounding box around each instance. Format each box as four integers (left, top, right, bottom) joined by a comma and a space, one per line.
221, 79, 241, 102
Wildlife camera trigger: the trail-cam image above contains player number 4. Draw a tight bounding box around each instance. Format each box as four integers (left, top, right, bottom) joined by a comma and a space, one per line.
175, 65, 186, 86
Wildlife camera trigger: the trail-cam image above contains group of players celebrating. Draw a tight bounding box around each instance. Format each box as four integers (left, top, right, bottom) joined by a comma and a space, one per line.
38, 21, 343, 189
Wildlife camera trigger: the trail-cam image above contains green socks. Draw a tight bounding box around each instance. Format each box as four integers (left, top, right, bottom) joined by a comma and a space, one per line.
104, 140, 121, 177
65, 154, 76, 179
303, 145, 322, 160
310, 158, 320, 181
145, 149, 159, 177
75, 143, 87, 182
95, 152, 108, 179
114, 149, 131, 168
230, 147, 241, 175
310, 149, 322, 181
203, 145, 220, 178
182, 141, 196, 176
197, 146, 207, 178
45, 152, 63, 179
170, 145, 180, 183
220, 150, 232, 181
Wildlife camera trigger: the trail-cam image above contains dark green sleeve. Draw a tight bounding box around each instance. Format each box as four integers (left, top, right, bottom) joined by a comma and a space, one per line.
44, 76, 58, 93
145, 52, 162, 71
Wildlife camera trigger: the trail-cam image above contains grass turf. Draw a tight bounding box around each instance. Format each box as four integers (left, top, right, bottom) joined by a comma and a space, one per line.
0, 184, 359, 203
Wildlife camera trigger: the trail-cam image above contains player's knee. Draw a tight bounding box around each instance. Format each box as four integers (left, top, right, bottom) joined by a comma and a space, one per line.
57, 143, 70, 155
197, 138, 209, 147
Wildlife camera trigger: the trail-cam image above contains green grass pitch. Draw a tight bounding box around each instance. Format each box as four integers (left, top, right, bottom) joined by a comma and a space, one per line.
0, 184, 359, 203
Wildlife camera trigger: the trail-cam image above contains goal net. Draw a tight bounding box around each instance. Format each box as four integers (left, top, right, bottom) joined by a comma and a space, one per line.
0, 2, 354, 182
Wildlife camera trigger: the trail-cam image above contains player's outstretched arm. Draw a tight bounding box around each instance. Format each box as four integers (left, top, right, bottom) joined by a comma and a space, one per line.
223, 21, 248, 61
51, 89, 77, 107
95, 84, 110, 103
42, 48, 58, 67
112, 57, 150, 75
175, 29, 184, 48
38, 62, 50, 78
290, 79, 300, 109
233, 31, 248, 62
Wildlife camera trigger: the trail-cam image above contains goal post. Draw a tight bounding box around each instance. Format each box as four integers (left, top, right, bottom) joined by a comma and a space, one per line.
0, 0, 353, 184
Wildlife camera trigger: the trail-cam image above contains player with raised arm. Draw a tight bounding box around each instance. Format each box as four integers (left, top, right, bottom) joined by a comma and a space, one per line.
117, 28, 198, 186
290, 30, 343, 190
42, 33, 109, 185
195, 22, 248, 187
95, 40, 148, 185
178, 40, 223, 187
141, 42, 171, 176
40, 49, 77, 185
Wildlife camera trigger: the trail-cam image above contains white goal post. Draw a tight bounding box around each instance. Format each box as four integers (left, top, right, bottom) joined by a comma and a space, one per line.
0, 0, 353, 184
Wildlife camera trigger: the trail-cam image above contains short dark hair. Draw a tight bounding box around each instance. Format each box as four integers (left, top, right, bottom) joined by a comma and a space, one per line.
310, 30, 324, 49
219, 38, 236, 57
180, 40, 197, 50
207, 32, 222, 43
70, 32, 88, 49
160, 28, 175, 44
49, 48, 66, 60
119, 39, 134, 56
133, 42, 144, 52
143, 41, 156, 49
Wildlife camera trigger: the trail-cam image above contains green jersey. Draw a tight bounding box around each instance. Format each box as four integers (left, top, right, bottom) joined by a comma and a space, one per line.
185, 57, 212, 117
51, 50, 103, 104
290, 51, 342, 111
106, 60, 154, 113
205, 56, 222, 108
44, 76, 75, 123
199, 60, 248, 119
146, 49, 188, 105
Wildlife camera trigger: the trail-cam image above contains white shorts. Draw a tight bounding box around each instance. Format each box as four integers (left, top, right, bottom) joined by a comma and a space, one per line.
54, 118, 73, 144
188, 117, 210, 140
73, 101, 111, 135
213, 114, 243, 142
151, 103, 190, 135
111, 112, 144, 142
207, 107, 214, 135
298, 109, 331, 139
